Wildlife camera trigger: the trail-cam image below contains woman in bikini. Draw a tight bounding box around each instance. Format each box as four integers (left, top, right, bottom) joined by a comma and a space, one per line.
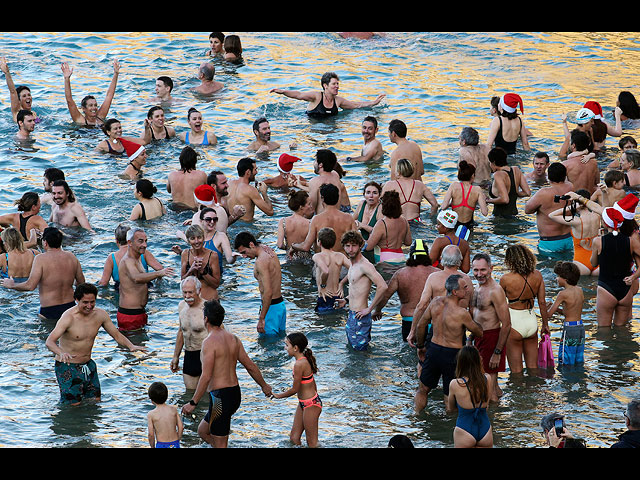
381, 159, 438, 223
129, 179, 166, 221
277, 190, 314, 263
272, 332, 322, 448
0, 227, 39, 283
499, 244, 549, 375
485, 93, 530, 155
178, 108, 217, 146
440, 160, 488, 239
180, 225, 221, 301
353, 181, 382, 263
0, 192, 48, 249
365, 191, 412, 266
447, 345, 493, 448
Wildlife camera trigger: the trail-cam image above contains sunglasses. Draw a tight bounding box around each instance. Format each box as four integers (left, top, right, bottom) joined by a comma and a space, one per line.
203, 217, 218, 223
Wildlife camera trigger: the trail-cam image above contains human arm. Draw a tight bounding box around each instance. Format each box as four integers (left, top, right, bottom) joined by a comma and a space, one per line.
446, 381, 458, 413
251, 182, 274, 216
536, 272, 550, 335
520, 118, 531, 151
270, 88, 318, 103
338, 93, 386, 110
147, 413, 156, 448
237, 337, 272, 397
516, 167, 531, 197
97, 60, 120, 119
484, 117, 499, 150
486, 173, 508, 204
422, 185, 439, 214
1, 253, 42, 291
606, 107, 623, 137
476, 187, 489, 216
276, 218, 286, 250
567, 191, 604, 215
372, 272, 398, 319
170, 324, 184, 373
0, 57, 21, 118
61, 62, 84, 123
407, 280, 433, 347
356, 264, 388, 319
45, 313, 75, 362
97, 253, 114, 287
524, 190, 542, 214
102, 311, 147, 352
255, 261, 273, 333
364, 219, 384, 251
489, 290, 511, 370
440, 184, 453, 211
143, 249, 164, 272
273, 359, 304, 399
292, 218, 318, 253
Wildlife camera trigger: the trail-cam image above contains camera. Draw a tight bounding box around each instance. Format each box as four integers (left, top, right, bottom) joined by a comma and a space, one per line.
554, 195, 571, 203
554, 418, 564, 437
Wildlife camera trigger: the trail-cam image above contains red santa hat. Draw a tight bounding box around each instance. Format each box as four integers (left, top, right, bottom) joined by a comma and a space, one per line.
499, 93, 524, 114
613, 193, 639, 220
193, 184, 218, 207
602, 207, 625, 235
120, 138, 145, 161
583, 101, 603, 120
278, 153, 300, 174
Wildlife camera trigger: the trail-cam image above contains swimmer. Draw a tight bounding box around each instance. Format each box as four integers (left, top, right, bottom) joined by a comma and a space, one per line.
263, 153, 307, 190
226, 158, 274, 221
458, 127, 491, 185
429, 210, 470, 274
343, 116, 384, 162
167, 146, 208, 211
388, 119, 424, 180
193, 62, 223, 95
143, 106, 176, 141
382, 158, 438, 223
486, 93, 530, 154
276, 190, 314, 263
207, 32, 225, 56
364, 191, 411, 267
61, 60, 120, 127
129, 179, 166, 221
180, 225, 221, 302
562, 130, 599, 194
178, 108, 217, 146
121, 138, 149, 180
486, 147, 530, 217
270, 71, 385, 118
0, 227, 39, 284
153, 76, 174, 104
299, 149, 351, 214
41, 167, 65, 206
353, 181, 382, 263
96, 118, 146, 155
50, 180, 94, 233
272, 332, 322, 448
0, 57, 40, 122
312, 228, 350, 314
147, 382, 183, 448
0, 191, 49, 248
206, 171, 246, 232
248, 117, 281, 153
591, 170, 626, 208
559, 108, 595, 158
525, 151, 551, 184
223, 35, 243, 63
15, 109, 35, 142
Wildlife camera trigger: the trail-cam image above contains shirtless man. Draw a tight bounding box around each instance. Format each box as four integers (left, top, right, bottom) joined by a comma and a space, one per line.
2, 227, 84, 321
413, 274, 483, 413
181, 299, 272, 448
227, 158, 274, 221
525, 152, 550, 184
524, 162, 575, 255
292, 183, 357, 255
344, 116, 384, 162
302, 149, 351, 214
41, 167, 65, 206
206, 170, 245, 232
469, 253, 511, 402
171, 276, 208, 390
50, 180, 94, 232
388, 119, 423, 180
562, 130, 599, 195
407, 245, 474, 348
336, 230, 388, 351
167, 146, 208, 211
312, 227, 351, 314
117, 227, 175, 331
234, 232, 285, 336
45, 283, 146, 405
193, 62, 223, 95
15, 109, 36, 142
248, 117, 281, 153
459, 127, 491, 185
372, 239, 439, 342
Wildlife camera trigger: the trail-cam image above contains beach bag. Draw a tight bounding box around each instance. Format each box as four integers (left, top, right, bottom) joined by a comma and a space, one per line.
537, 334, 555, 369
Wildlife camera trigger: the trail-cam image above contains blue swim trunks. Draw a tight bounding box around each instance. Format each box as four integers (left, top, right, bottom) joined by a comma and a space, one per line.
261, 297, 287, 336
55, 359, 101, 404
346, 310, 372, 351
538, 233, 573, 254
156, 439, 180, 448
559, 321, 585, 365
315, 295, 343, 314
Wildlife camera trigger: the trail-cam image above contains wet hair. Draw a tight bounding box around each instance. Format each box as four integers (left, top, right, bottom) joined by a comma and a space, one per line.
488, 147, 508, 166
500, 107, 519, 120
618, 91, 640, 120
44, 167, 65, 184
341, 229, 364, 247
135, 179, 157, 199
16, 109, 33, 126
252, 117, 269, 134
363, 115, 378, 129
52, 180, 75, 202
553, 261, 580, 286
472, 252, 492, 266
547, 162, 567, 183
445, 273, 462, 295
148, 381, 168, 405
209, 32, 225, 43
14, 191, 39, 212
505, 244, 537, 276
604, 169, 625, 187
237, 157, 256, 177
620, 218, 639, 238
396, 158, 414, 178
362, 181, 382, 196
126, 226, 145, 242
619, 135, 637, 150
147, 106, 164, 119
101, 118, 121, 135
381, 190, 402, 218
203, 298, 225, 327
575, 188, 591, 200
181, 275, 202, 293
81, 95, 96, 108
440, 245, 462, 268
319, 183, 339, 206
388, 435, 414, 448
570, 129, 590, 152
592, 118, 608, 143
490, 95, 500, 111
320, 71, 338, 90
42, 227, 63, 248
534, 151, 550, 163
455, 346, 488, 405
207, 170, 224, 187
1, 227, 25, 253
287, 190, 309, 211
457, 160, 476, 181
115, 224, 130, 245
16, 85, 31, 97
73, 282, 98, 301
185, 224, 205, 240
459, 126, 479, 146
199, 207, 217, 221
234, 231, 259, 249
624, 149, 640, 169
199, 62, 215, 81
317, 227, 336, 249
156, 76, 173, 92
316, 149, 337, 172
388, 119, 407, 138
626, 399, 640, 429
187, 107, 201, 121
179, 145, 198, 173
286, 332, 318, 374
223, 35, 243, 57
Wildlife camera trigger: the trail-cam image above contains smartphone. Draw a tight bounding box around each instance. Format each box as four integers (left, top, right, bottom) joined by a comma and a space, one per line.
554, 418, 564, 437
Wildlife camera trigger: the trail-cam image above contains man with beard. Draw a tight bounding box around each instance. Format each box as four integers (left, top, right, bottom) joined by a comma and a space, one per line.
343, 116, 384, 163
248, 117, 281, 153
15, 109, 36, 142
469, 253, 511, 402
117, 227, 175, 331
41, 167, 65, 206
306, 149, 351, 214
226, 157, 273, 222
50, 180, 94, 232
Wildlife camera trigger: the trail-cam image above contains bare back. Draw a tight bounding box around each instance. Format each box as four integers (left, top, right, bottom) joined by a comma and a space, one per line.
168, 169, 207, 209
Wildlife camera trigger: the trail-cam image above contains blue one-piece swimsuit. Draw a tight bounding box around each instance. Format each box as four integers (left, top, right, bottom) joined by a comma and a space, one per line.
455, 378, 491, 442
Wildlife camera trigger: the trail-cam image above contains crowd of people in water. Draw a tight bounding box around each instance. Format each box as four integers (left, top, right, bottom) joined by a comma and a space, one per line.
1, 32, 639, 449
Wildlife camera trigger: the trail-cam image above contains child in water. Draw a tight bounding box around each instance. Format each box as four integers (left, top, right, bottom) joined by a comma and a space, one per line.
147, 382, 183, 448
272, 332, 322, 447
546, 262, 585, 365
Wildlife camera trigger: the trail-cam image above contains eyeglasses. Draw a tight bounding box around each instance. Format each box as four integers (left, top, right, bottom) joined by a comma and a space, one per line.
624, 411, 629, 420
203, 217, 218, 223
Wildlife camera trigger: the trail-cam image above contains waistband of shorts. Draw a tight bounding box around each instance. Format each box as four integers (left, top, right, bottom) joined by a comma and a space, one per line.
429, 342, 460, 353
270, 296, 283, 305
564, 320, 583, 326
539, 232, 572, 241
118, 306, 146, 315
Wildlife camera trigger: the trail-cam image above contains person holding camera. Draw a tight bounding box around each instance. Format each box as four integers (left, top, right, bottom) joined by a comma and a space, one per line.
540, 413, 586, 448
524, 162, 575, 255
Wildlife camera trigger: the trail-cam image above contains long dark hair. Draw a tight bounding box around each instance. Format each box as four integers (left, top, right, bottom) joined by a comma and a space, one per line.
455, 346, 488, 405
287, 332, 318, 374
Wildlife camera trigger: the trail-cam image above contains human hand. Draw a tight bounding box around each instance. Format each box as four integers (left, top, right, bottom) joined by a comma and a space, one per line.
489, 353, 500, 370
113, 59, 121, 74
1, 277, 15, 289
59, 351, 76, 364
270, 88, 284, 94
232, 205, 246, 217
130, 345, 147, 353
181, 402, 195, 416
615, 106, 622, 118
262, 384, 273, 398
335, 298, 347, 309
170, 358, 179, 373
61, 62, 73, 78
171, 245, 183, 255
257, 318, 266, 333
406, 330, 416, 348
355, 307, 370, 319
162, 267, 176, 277
0, 57, 8, 74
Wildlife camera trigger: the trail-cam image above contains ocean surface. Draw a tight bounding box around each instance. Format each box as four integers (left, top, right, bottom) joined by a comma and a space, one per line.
0, 32, 639, 448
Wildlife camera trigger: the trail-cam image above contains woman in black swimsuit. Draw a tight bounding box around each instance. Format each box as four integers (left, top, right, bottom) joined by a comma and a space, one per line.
485, 93, 530, 155
144, 106, 176, 141
180, 224, 220, 301
129, 179, 166, 221
0, 192, 48, 249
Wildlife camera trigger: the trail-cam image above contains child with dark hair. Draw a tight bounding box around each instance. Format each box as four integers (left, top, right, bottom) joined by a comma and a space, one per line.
547, 261, 585, 365
147, 381, 183, 448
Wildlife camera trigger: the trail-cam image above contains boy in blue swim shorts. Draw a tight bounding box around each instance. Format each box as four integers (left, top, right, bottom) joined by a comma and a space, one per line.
147, 382, 183, 448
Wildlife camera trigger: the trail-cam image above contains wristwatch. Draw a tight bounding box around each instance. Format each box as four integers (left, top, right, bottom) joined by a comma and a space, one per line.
494, 348, 502, 355
189, 399, 197, 406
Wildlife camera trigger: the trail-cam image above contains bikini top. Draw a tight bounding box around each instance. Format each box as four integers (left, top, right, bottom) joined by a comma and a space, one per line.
356, 203, 379, 240
507, 273, 535, 309
307, 92, 339, 117
396, 179, 420, 206
451, 182, 474, 210
186, 249, 214, 278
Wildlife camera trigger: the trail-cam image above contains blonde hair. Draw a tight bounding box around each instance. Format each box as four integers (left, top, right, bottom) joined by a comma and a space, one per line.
505, 244, 537, 275
185, 224, 205, 239
396, 158, 414, 178
1, 227, 25, 253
